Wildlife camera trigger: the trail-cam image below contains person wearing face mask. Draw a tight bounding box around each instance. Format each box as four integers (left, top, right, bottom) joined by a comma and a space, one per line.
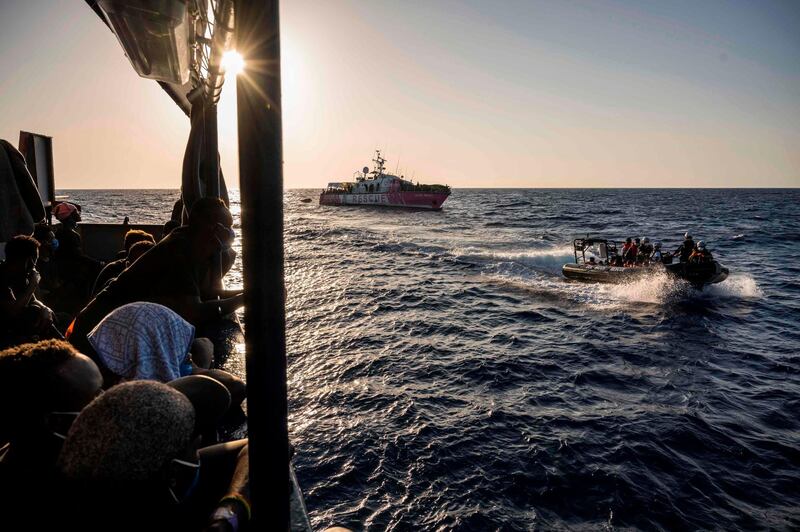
67, 197, 244, 359
32, 223, 59, 262
58, 380, 250, 532
32, 224, 60, 297
0, 235, 58, 347
0, 339, 103, 510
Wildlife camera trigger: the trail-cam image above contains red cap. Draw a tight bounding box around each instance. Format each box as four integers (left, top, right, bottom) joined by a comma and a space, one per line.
53, 202, 78, 221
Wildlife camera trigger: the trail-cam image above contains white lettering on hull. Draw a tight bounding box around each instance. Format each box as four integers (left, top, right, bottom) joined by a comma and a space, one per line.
343, 194, 390, 205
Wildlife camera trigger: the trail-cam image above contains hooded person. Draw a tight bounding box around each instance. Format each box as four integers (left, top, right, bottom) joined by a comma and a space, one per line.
86, 302, 245, 406
0, 139, 45, 243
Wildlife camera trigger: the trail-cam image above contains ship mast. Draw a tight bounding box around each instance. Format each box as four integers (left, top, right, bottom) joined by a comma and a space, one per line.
372, 149, 386, 178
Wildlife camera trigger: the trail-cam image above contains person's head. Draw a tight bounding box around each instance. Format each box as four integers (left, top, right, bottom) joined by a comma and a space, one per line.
187, 197, 235, 257
33, 224, 55, 244
642, 237, 650, 244
3, 235, 40, 275
58, 381, 200, 505
625, 237, 632, 243
654, 242, 662, 250
684, 232, 692, 240
88, 302, 196, 382
697, 241, 706, 250
123, 230, 155, 255
32, 225, 57, 260
634, 237, 640, 244
126, 240, 155, 266
53, 202, 81, 225
162, 219, 180, 236
0, 340, 103, 445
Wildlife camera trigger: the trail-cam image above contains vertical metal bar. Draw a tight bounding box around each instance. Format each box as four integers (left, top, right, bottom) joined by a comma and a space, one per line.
235, 0, 288, 528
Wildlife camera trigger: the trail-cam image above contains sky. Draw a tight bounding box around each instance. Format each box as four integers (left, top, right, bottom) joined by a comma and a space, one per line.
1, 0, 798, 188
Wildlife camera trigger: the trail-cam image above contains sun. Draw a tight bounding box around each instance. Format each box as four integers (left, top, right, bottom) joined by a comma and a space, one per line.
221, 50, 245, 76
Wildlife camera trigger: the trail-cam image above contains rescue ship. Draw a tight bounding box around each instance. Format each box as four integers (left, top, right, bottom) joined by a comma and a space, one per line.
320, 150, 451, 210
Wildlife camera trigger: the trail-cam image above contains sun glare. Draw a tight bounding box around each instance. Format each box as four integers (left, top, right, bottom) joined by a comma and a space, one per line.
222, 50, 245, 76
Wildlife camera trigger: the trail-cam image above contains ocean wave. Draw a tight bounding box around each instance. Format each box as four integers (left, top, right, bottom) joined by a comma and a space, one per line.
702, 273, 763, 299
594, 269, 685, 306
452, 245, 575, 273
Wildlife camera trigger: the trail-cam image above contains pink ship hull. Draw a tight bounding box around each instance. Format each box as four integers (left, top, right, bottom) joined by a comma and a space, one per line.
319, 191, 450, 210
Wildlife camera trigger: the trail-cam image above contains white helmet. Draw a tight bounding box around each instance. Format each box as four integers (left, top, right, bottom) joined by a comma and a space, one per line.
697, 241, 706, 250
684, 232, 692, 239
642, 237, 650, 244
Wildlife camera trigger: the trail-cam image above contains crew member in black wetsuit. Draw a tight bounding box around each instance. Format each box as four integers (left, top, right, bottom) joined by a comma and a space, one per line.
638, 237, 654, 264
674, 232, 695, 263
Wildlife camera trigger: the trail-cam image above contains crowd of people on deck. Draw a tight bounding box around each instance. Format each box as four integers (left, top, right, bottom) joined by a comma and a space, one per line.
0, 191, 253, 530
589, 232, 715, 268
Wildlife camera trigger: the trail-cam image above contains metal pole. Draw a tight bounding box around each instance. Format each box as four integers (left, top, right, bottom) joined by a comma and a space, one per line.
235, 0, 288, 528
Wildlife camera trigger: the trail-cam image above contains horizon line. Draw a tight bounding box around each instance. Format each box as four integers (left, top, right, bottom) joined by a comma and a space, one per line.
55, 186, 800, 191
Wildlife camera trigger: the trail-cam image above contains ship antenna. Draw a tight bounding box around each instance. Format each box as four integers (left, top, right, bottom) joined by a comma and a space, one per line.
372, 148, 387, 176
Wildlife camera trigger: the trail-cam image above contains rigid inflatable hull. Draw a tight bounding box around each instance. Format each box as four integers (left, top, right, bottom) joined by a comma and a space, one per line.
562, 263, 648, 284
562, 261, 729, 288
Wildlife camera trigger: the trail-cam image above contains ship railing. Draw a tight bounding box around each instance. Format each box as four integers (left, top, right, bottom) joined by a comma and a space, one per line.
399, 183, 451, 193
323, 186, 352, 193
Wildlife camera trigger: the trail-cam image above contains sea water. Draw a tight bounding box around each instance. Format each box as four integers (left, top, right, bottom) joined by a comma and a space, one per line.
62, 188, 799, 530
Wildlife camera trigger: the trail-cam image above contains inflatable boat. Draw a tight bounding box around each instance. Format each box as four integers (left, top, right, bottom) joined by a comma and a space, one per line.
562, 237, 729, 289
